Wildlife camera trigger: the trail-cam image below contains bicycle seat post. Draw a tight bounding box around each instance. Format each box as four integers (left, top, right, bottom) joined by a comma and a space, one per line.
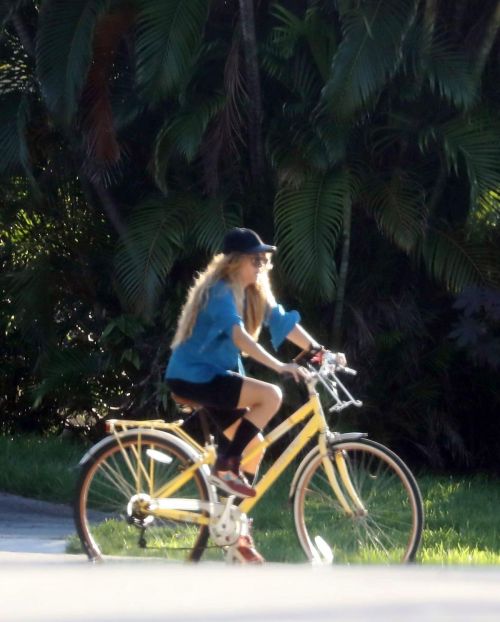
198, 409, 214, 447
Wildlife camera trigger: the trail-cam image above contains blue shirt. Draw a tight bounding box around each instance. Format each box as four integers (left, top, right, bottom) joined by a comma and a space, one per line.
165, 280, 300, 383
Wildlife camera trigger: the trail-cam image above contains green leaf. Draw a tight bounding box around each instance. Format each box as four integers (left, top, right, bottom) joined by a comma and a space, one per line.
440, 111, 500, 203
0, 93, 25, 174
32, 346, 101, 407
153, 94, 224, 194
269, 4, 305, 59
321, 0, 417, 119
190, 200, 242, 254
135, 0, 209, 101
36, 0, 110, 125
475, 188, 500, 228
114, 195, 189, 316
304, 7, 338, 82
364, 171, 426, 253
401, 22, 477, 110
274, 170, 351, 300
425, 32, 476, 110
420, 226, 500, 291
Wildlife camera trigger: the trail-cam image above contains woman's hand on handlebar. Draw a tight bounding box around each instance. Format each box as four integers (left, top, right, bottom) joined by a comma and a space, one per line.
278, 362, 311, 383
334, 352, 347, 367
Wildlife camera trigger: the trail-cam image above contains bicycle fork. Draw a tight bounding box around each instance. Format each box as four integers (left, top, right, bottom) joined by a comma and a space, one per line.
319, 436, 367, 517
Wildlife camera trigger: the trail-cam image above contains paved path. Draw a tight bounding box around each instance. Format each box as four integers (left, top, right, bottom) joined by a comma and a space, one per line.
0, 492, 75, 554
2, 559, 500, 621
1, 492, 500, 621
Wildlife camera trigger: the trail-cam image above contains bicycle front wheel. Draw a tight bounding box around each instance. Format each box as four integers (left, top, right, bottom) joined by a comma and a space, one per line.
294, 438, 423, 563
74, 431, 214, 562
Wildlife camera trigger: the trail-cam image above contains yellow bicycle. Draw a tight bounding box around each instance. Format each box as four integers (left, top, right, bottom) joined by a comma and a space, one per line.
74, 352, 424, 563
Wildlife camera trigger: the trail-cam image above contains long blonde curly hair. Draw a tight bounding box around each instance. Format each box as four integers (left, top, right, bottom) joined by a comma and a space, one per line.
171, 253, 276, 348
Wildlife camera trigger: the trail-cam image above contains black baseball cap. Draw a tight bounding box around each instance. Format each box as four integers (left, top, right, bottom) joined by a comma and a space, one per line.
222, 228, 277, 255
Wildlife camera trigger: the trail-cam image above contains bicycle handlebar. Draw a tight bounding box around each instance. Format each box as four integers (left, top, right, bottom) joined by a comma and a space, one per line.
336, 365, 357, 376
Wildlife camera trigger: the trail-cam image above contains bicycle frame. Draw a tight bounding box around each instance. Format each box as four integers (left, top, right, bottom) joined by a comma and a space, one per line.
105, 376, 366, 527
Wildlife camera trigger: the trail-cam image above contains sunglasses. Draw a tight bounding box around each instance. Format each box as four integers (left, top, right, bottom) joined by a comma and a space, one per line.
250, 255, 272, 269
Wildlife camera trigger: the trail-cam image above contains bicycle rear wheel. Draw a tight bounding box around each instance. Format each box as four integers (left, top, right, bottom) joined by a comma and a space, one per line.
294, 438, 423, 563
74, 431, 216, 562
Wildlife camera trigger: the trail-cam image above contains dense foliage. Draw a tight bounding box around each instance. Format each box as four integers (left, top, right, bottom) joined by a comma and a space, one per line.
1, 0, 499, 470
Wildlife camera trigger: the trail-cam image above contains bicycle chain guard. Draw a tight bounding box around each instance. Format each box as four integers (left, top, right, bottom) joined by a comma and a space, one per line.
209, 496, 246, 547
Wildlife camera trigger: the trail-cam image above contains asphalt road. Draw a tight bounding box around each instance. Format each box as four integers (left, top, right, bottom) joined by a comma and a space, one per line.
0, 492, 75, 554
1, 492, 500, 621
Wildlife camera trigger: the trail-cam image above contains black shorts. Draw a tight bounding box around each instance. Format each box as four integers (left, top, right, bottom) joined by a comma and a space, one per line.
166, 373, 245, 431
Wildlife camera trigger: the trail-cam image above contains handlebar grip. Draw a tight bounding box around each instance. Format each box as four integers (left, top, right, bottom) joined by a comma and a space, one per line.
338, 366, 357, 376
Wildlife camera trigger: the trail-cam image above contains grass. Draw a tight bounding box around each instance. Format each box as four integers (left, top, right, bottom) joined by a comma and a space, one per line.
1, 435, 500, 563
0, 434, 86, 504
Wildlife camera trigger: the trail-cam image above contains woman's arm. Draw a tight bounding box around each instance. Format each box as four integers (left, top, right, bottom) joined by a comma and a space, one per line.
285, 324, 321, 351
286, 324, 347, 366
231, 325, 305, 380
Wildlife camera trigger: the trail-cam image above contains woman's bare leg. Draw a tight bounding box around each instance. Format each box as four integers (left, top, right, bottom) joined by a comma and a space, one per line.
236, 376, 282, 428
219, 376, 282, 476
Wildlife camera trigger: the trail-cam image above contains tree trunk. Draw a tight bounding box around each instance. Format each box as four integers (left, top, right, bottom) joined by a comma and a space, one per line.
238, 0, 265, 185
332, 191, 352, 348
474, 0, 500, 82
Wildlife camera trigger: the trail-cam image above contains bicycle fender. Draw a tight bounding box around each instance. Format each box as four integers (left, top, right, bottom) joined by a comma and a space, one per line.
288, 432, 368, 501
78, 429, 210, 479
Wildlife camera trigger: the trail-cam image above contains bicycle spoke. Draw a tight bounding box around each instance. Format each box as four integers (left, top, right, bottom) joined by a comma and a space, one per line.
295, 440, 422, 563
75, 434, 217, 562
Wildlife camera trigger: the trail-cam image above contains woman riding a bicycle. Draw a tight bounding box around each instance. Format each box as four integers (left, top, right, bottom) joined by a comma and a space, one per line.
165, 227, 345, 563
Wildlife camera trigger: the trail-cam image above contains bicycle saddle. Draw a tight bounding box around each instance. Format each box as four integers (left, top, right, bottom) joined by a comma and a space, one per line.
171, 393, 203, 410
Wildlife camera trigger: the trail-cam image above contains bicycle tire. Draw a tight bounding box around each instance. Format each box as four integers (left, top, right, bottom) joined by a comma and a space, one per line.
74, 431, 216, 562
293, 438, 424, 564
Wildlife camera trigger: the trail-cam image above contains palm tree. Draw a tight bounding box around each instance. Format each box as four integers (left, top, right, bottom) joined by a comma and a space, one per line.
1, 0, 500, 461
264, 1, 500, 345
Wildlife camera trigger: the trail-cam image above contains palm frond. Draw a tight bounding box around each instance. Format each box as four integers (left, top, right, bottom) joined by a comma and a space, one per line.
135, 0, 209, 101
36, 0, 110, 125
440, 110, 500, 203
153, 94, 224, 194
114, 195, 189, 316
420, 225, 500, 291
425, 31, 476, 109
363, 171, 426, 253
475, 188, 500, 228
0, 93, 30, 174
269, 4, 305, 59
32, 346, 102, 408
274, 170, 352, 300
267, 124, 317, 187
4, 260, 57, 343
0, 92, 25, 174
321, 0, 417, 119
190, 200, 242, 254
402, 23, 477, 109
303, 7, 338, 81
269, 5, 337, 81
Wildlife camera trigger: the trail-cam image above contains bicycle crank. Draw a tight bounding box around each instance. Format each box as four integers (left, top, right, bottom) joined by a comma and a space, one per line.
209, 496, 246, 547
